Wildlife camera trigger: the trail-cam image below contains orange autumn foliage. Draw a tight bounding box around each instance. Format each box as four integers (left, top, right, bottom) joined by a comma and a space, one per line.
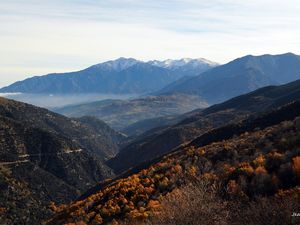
0, 207, 6, 215
292, 156, 300, 178
253, 155, 265, 167
48, 116, 300, 225
254, 166, 267, 174
202, 173, 217, 181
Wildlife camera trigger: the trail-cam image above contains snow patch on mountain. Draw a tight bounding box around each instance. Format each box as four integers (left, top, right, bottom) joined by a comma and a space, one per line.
93, 57, 141, 71
148, 58, 219, 69
91, 57, 219, 72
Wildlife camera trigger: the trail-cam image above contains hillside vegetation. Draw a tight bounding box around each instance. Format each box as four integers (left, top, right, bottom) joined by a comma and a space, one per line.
47, 101, 300, 225
0, 97, 125, 224
108, 78, 300, 174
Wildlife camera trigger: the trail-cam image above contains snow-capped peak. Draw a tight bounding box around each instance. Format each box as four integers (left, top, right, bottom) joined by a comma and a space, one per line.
148, 58, 219, 69
91, 57, 218, 73
93, 57, 141, 71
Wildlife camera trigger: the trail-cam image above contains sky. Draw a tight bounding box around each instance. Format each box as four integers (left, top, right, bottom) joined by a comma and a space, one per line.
0, 0, 300, 87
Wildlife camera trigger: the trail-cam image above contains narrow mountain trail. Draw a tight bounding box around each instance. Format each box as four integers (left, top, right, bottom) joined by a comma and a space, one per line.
0, 159, 30, 166
0, 149, 83, 166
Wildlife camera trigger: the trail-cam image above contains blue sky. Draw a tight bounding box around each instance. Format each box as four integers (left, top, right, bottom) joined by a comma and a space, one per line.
1, 0, 300, 87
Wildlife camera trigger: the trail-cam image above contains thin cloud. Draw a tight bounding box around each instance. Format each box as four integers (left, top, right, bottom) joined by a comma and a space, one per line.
0, 0, 300, 87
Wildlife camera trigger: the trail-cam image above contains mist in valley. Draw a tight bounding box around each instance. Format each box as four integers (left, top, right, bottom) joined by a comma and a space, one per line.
0, 93, 136, 109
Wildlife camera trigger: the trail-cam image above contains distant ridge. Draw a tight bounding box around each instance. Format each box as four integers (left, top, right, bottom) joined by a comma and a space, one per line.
0, 57, 217, 94
108, 77, 300, 174
157, 53, 300, 104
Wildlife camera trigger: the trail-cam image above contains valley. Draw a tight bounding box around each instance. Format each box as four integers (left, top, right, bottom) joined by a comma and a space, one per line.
54, 93, 208, 132
2, 0, 300, 224
47, 100, 300, 225
1, 54, 300, 225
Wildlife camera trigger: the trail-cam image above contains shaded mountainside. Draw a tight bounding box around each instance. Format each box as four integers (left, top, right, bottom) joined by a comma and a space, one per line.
121, 115, 180, 137
108, 79, 300, 174
55, 94, 208, 131
0, 97, 124, 224
0, 97, 125, 159
0, 115, 113, 225
158, 53, 300, 104
47, 100, 300, 225
0, 58, 217, 95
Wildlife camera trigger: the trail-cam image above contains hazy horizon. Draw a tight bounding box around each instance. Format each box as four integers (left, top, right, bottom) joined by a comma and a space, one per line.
1, 0, 300, 87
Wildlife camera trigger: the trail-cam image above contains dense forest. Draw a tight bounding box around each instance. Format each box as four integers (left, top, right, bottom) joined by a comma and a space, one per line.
46, 101, 300, 225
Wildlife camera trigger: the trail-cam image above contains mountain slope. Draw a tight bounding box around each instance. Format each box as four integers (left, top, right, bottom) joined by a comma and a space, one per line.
0, 97, 125, 159
121, 115, 180, 137
0, 97, 125, 224
158, 53, 300, 103
47, 100, 300, 225
108, 78, 300, 174
0, 58, 217, 94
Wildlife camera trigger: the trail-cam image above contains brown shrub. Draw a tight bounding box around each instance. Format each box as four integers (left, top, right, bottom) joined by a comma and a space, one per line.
228, 196, 300, 225
133, 180, 228, 225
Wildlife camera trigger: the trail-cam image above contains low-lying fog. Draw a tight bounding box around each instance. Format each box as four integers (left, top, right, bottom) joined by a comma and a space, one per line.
0, 93, 137, 109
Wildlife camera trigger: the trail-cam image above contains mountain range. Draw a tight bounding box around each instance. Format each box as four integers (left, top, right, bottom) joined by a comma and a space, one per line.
50, 53, 300, 135
47, 92, 300, 225
158, 53, 300, 103
0, 58, 217, 95
3, 77, 300, 224
108, 78, 300, 174
3, 53, 300, 107
2, 53, 300, 225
